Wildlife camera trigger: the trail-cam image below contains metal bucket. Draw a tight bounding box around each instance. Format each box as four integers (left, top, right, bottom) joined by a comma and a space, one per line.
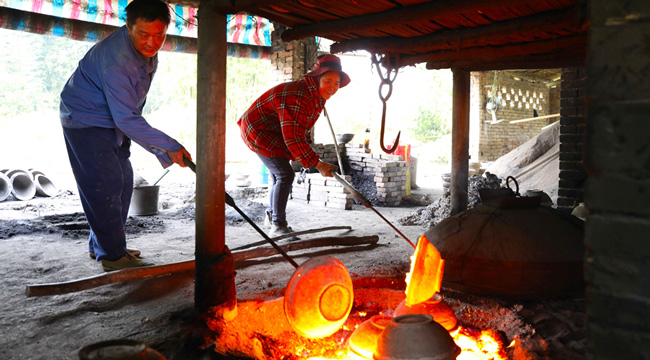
128, 185, 160, 216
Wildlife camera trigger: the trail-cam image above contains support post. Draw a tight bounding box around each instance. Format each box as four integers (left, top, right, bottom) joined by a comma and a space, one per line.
195, 0, 236, 315
450, 68, 470, 215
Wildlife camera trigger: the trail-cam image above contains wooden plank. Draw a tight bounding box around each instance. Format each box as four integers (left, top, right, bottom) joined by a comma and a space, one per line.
25, 235, 379, 297
423, 48, 586, 71
281, 0, 542, 41
331, 6, 583, 55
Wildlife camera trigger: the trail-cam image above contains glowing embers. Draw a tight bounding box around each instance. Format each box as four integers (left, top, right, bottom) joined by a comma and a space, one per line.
452, 327, 508, 360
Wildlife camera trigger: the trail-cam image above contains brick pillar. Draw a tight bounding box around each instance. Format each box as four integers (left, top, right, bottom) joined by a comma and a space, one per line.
557, 67, 587, 212
269, 24, 318, 83
585, 0, 650, 358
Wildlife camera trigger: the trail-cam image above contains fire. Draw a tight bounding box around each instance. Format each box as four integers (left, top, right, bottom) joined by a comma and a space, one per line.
451, 327, 509, 360
302, 322, 508, 360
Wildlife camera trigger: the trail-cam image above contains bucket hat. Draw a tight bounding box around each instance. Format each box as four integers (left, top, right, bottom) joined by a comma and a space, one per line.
304, 54, 351, 88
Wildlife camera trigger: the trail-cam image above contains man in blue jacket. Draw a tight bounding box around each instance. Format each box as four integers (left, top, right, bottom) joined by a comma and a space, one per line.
60, 0, 192, 271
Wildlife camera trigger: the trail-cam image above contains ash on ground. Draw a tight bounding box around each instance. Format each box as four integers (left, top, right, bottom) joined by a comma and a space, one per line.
0, 212, 166, 240
170, 196, 268, 226
399, 173, 502, 229
349, 170, 380, 206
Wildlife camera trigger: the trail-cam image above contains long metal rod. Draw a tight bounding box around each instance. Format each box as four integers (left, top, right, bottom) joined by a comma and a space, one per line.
329, 171, 415, 248
184, 158, 299, 268
323, 107, 345, 176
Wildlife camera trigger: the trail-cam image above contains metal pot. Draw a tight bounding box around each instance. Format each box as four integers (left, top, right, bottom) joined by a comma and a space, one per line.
284, 255, 354, 338
129, 185, 160, 216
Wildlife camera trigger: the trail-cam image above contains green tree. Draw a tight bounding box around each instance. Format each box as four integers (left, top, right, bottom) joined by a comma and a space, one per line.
409, 69, 453, 142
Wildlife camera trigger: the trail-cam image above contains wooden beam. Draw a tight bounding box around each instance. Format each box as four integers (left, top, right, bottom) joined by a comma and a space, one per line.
281, 0, 540, 42
510, 113, 560, 124
424, 48, 586, 71
330, 6, 584, 55
450, 69, 470, 216
400, 35, 586, 68
25, 235, 379, 297
195, 0, 235, 312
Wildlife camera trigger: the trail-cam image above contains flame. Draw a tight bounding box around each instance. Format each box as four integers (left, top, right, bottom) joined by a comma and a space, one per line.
451, 327, 509, 360
302, 325, 508, 360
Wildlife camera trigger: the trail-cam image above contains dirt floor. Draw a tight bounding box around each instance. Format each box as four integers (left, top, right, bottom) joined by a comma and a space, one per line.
0, 172, 586, 360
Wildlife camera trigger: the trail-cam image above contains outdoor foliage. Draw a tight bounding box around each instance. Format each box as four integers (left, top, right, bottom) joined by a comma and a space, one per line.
408, 68, 453, 143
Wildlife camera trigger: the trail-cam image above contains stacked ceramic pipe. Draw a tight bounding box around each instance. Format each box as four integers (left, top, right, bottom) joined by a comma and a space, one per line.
0, 169, 57, 202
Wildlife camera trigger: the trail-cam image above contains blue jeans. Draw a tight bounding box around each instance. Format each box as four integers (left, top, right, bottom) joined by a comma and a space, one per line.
257, 155, 295, 225
63, 127, 133, 261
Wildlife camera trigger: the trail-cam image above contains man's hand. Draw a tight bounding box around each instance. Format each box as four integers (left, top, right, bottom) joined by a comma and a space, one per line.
167, 148, 192, 167
315, 161, 338, 177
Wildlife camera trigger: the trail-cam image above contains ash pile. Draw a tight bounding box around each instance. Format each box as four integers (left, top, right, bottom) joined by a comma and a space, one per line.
399, 173, 502, 228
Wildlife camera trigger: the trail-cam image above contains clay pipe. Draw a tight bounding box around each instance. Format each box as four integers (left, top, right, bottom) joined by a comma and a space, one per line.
330, 170, 415, 248
183, 157, 299, 268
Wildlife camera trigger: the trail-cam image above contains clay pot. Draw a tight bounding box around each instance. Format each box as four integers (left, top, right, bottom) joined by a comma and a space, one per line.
373, 314, 460, 360
347, 315, 393, 359
78, 339, 166, 360
284, 256, 353, 338
393, 294, 458, 331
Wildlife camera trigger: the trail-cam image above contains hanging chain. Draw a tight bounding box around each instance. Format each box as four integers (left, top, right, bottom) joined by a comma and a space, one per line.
371, 53, 401, 154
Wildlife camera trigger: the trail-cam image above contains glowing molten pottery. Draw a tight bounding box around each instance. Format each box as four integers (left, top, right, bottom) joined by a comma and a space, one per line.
393, 294, 458, 331
284, 256, 354, 338
347, 315, 393, 359
405, 236, 445, 306
373, 314, 461, 360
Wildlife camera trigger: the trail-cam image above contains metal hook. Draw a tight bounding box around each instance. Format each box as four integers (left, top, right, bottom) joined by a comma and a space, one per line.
371, 53, 401, 154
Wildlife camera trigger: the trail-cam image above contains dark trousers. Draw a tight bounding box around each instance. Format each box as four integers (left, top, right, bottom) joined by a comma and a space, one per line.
63, 127, 133, 261
257, 155, 295, 225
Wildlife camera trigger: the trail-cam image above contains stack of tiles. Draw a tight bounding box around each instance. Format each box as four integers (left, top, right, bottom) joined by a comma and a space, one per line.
373, 161, 408, 206
310, 143, 343, 167
345, 144, 408, 206
290, 173, 355, 210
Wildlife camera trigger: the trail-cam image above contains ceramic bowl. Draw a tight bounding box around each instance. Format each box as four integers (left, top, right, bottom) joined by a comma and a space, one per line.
284, 256, 353, 338
373, 314, 460, 360
393, 294, 458, 331
347, 315, 394, 359
336, 133, 355, 144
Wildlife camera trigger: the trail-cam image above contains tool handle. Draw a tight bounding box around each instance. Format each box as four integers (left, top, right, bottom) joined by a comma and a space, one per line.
182, 156, 299, 268
330, 171, 372, 208
183, 156, 196, 172
330, 170, 415, 248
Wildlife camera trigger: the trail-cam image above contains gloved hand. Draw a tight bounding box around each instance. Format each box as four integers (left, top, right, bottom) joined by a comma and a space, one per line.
315, 160, 338, 177
167, 148, 193, 168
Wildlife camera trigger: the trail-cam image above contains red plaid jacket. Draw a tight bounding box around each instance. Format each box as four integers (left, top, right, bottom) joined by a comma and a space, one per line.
237, 76, 324, 168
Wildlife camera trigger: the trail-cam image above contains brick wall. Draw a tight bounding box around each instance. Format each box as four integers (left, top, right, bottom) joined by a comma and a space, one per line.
473, 72, 554, 162
557, 68, 587, 212
269, 24, 318, 83
585, 0, 650, 357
